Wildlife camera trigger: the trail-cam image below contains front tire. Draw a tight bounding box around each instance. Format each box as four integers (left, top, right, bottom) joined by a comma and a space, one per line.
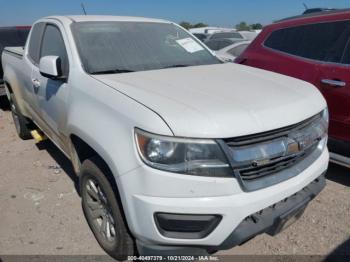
80, 156, 135, 260
9, 94, 32, 140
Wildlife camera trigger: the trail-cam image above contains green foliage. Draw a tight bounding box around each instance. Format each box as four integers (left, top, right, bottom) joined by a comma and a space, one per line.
180, 21, 263, 31
179, 21, 208, 29
180, 21, 192, 29
250, 23, 263, 30
235, 21, 251, 31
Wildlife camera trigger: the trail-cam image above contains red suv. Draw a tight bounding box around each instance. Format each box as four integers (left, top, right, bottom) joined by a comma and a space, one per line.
236, 9, 350, 167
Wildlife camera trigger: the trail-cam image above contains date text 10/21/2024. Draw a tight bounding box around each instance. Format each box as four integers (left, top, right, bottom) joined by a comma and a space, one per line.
127, 256, 220, 261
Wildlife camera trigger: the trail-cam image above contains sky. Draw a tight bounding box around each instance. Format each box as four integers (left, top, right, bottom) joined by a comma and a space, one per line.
0, 0, 349, 27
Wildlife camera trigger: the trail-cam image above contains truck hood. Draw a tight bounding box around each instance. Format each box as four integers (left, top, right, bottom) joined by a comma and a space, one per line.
93, 63, 326, 138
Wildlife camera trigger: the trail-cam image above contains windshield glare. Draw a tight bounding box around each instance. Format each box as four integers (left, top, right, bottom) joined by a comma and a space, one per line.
72, 22, 220, 74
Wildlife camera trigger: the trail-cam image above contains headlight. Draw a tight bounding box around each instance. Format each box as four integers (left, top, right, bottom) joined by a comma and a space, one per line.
135, 128, 232, 177
322, 107, 329, 125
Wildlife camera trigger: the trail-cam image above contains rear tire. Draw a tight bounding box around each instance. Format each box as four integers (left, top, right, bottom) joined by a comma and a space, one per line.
9, 94, 32, 140
80, 156, 136, 260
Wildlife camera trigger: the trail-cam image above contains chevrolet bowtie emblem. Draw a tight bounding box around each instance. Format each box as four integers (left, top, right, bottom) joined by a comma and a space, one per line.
252, 141, 301, 167
252, 159, 272, 167
287, 141, 300, 155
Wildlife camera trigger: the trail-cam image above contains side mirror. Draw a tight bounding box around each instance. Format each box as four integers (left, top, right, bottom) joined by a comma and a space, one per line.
39, 56, 62, 79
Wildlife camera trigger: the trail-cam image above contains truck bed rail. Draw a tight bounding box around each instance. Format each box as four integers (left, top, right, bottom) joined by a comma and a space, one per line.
3, 46, 24, 58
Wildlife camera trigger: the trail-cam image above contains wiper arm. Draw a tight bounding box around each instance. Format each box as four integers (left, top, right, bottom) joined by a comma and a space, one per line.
90, 69, 134, 75
163, 64, 190, 69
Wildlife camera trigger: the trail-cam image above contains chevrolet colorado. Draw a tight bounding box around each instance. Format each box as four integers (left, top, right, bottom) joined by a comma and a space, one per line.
2, 16, 329, 260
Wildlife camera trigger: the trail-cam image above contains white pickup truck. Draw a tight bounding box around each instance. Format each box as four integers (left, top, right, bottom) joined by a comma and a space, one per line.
2, 16, 329, 259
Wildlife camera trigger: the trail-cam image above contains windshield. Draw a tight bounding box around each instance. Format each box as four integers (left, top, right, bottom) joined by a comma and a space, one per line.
72, 22, 220, 74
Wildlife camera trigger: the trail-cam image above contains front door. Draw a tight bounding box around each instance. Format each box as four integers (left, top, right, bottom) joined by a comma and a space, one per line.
31, 23, 70, 152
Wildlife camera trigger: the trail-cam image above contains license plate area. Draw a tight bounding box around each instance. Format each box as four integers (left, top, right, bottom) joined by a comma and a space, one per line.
267, 198, 310, 236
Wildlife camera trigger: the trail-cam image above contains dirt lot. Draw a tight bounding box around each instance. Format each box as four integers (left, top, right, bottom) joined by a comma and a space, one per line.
0, 98, 349, 259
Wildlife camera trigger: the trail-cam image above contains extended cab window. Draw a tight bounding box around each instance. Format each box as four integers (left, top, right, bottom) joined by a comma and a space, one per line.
72, 22, 220, 74
28, 22, 45, 64
265, 20, 350, 63
40, 24, 69, 77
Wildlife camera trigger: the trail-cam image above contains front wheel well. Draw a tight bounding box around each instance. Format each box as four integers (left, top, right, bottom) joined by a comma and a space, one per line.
70, 134, 118, 191
4, 81, 13, 94
70, 134, 98, 167
70, 135, 131, 238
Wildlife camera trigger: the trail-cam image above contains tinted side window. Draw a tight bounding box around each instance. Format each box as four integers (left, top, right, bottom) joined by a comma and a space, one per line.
211, 32, 243, 39
40, 24, 69, 76
228, 44, 249, 57
265, 20, 350, 62
28, 23, 45, 64
341, 39, 350, 64
218, 40, 233, 50
206, 40, 219, 50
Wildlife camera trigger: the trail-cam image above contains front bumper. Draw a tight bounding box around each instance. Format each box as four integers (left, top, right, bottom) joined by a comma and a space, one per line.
137, 173, 326, 255
118, 147, 328, 252
218, 173, 325, 250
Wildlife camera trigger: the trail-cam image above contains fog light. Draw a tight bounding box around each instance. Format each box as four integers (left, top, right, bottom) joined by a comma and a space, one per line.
154, 213, 222, 239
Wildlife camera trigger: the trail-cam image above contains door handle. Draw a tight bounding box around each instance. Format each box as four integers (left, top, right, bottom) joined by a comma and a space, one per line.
321, 79, 346, 87
32, 78, 41, 92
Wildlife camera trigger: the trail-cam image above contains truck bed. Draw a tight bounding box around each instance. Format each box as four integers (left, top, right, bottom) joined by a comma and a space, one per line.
1, 47, 24, 96
3, 46, 24, 58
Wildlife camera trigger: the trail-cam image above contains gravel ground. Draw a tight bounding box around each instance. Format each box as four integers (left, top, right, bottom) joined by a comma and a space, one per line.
0, 98, 349, 260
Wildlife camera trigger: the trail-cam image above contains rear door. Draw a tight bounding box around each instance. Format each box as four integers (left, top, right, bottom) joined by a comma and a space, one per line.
317, 21, 350, 142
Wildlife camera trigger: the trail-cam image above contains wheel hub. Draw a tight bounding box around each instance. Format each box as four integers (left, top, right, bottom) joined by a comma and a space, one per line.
85, 179, 117, 242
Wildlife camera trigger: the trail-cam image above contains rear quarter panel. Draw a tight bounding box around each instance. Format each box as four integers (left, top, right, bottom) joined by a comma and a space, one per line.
1, 51, 28, 112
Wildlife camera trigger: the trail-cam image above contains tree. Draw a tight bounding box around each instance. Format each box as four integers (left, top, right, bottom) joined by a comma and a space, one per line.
180, 21, 192, 30
235, 21, 251, 31
179, 21, 208, 29
192, 22, 208, 28
250, 23, 263, 30
180, 21, 192, 29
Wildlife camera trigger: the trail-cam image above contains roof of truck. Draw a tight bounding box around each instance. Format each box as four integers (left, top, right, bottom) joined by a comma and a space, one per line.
45, 15, 170, 24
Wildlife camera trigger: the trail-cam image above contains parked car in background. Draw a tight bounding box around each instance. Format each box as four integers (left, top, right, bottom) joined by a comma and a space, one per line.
189, 27, 234, 35
205, 38, 244, 51
2, 15, 329, 260
236, 31, 258, 40
216, 41, 251, 62
0, 26, 30, 96
206, 31, 245, 41
236, 9, 350, 168
193, 33, 208, 42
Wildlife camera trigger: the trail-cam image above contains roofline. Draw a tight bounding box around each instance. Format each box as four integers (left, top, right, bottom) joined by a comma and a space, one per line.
43, 15, 171, 24
275, 8, 350, 23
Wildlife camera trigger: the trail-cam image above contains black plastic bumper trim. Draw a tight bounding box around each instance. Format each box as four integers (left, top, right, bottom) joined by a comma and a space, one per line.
154, 213, 222, 239
216, 173, 326, 250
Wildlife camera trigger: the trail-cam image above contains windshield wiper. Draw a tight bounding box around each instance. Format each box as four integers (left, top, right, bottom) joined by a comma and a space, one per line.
163, 64, 190, 69
90, 69, 135, 75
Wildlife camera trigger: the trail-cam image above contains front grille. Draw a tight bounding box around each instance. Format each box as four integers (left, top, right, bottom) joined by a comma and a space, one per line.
224, 114, 320, 147
223, 114, 322, 184
238, 146, 316, 181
